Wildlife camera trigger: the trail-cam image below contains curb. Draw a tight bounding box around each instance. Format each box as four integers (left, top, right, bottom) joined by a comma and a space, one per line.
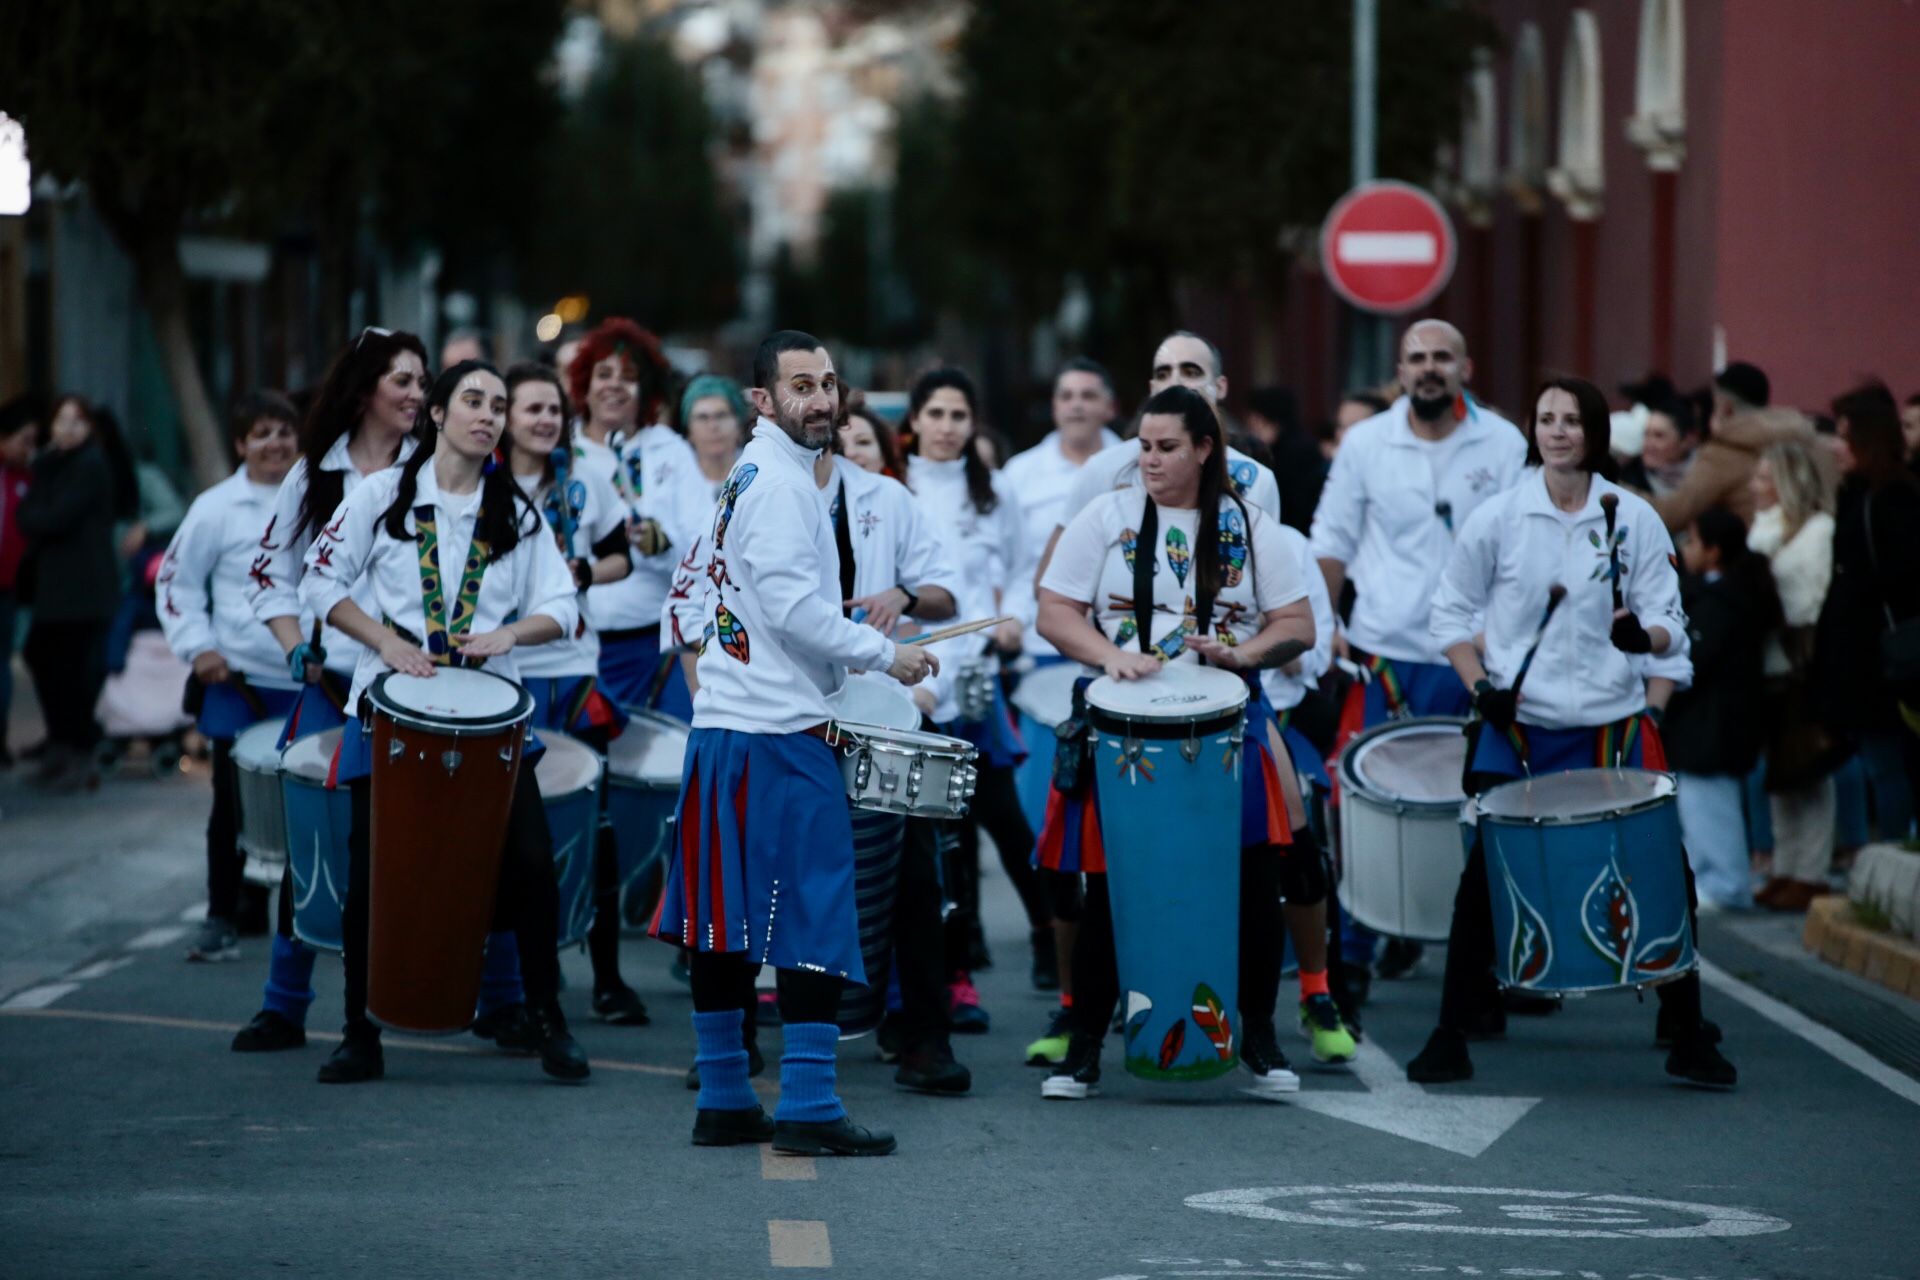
1803, 896, 1920, 1002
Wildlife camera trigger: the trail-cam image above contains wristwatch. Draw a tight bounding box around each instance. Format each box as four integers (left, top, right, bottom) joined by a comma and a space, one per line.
895, 583, 920, 616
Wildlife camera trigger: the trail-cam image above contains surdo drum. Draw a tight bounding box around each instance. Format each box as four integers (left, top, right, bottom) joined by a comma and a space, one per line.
281, 727, 351, 951
1336, 717, 1472, 942
232, 721, 290, 889
605, 711, 689, 890
536, 731, 604, 947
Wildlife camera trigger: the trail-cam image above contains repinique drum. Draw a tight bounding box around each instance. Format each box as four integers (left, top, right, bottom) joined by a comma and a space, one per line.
827, 722, 978, 818
1011, 662, 1081, 831
830, 675, 922, 732
232, 721, 290, 889
365, 669, 533, 1034
1337, 717, 1471, 942
953, 655, 995, 723
1087, 665, 1247, 1083
538, 731, 604, 947
281, 727, 350, 951
1478, 768, 1695, 994
606, 710, 689, 890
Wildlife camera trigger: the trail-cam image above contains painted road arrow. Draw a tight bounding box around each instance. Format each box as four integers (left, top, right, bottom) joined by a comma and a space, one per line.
1284, 1040, 1540, 1158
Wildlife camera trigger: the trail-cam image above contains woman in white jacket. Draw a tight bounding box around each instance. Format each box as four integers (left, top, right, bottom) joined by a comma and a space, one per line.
1748, 437, 1840, 911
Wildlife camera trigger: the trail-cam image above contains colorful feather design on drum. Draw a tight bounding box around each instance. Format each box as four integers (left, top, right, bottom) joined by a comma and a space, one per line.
713, 463, 758, 550
1501, 860, 1554, 986
1218, 507, 1248, 587
1165, 527, 1191, 587
1634, 915, 1691, 976
1581, 855, 1638, 984
1190, 983, 1232, 1060
1123, 991, 1153, 1051
1157, 1019, 1186, 1071
713, 605, 750, 664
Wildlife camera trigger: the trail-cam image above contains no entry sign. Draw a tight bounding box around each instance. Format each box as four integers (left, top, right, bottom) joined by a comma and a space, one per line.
1320, 180, 1458, 314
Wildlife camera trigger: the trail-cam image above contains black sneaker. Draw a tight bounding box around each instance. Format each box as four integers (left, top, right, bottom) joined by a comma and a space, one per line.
591, 983, 650, 1026
693, 1106, 775, 1146
1332, 959, 1373, 1009
772, 1114, 897, 1157
895, 1038, 971, 1094
684, 1040, 767, 1090
531, 1002, 590, 1082
1406, 1027, 1473, 1084
1666, 1039, 1738, 1088
1240, 1021, 1301, 1097
1654, 1009, 1723, 1050
1041, 1032, 1102, 1100
231, 1010, 306, 1053
185, 918, 240, 963
1030, 926, 1059, 991
317, 1025, 384, 1083
1376, 938, 1424, 979
473, 1003, 542, 1053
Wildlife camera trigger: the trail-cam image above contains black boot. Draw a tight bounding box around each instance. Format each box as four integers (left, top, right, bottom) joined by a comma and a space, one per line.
1654, 1007, 1722, 1049
693, 1104, 775, 1146
531, 1001, 590, 1082
232, 1010, 306, 1053
1030, 926, 1059, 991
1666, 1036, 1738, 1088
895, 1035, 972, 1095
473, 1003, 542, 1053
317, 1023, 383, 1083
772, 1115, 897, 1157
1406, 1027, 1473, 1084
591, 983, 650, 1026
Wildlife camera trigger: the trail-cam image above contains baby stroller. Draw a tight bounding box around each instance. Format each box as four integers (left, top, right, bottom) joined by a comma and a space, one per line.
95, 544, 193, 777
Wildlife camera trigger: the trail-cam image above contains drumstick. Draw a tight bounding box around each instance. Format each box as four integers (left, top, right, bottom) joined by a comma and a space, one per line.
1509, 584, 1567, 699
1599, 493, 1623, 611
902, 615, 1017, 647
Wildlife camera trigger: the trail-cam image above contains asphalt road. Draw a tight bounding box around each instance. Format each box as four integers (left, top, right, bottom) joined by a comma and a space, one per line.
2, 765, 1917, 1279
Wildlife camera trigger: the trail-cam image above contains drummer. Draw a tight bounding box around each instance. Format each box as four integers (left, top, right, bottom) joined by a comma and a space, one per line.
158, 391, 305, 961
1034, 384, 1318, 1100
1408, 376, 1735, 1089
649, 330, 937, 1156
503, 362, 655, 1029
1309, 319, 1525, 989
565, 318, 709, 720
296, 359, 588, 1085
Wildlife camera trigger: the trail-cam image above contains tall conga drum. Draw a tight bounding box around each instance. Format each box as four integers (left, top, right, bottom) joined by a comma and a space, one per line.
1086, 666, 1247, 1083
365, 669, 533, 1034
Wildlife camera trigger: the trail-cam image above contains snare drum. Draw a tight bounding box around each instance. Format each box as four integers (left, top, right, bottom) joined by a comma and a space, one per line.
537, 732, 604, 947
365, 669, 534, 1034
1011, 663, 1081, 832
606, 711, 689, 890
827, 722, 978, 819
1336, 717, 1471, 942
953, 655, 995, 724
1087, 665, 1247, 1083
1478, 768, 1696, 994
830, 675, 921, 731
232, 721, 290, 889
281, 727, 351, 950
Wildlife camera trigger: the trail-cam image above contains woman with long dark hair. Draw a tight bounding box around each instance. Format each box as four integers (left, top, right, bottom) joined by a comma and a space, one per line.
298, 360, 588, 1084
1412, 376, 1734, 1088
902, 368, 1056, 1022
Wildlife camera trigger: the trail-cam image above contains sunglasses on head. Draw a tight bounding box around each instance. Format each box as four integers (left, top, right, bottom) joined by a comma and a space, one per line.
353, 325, 394, 351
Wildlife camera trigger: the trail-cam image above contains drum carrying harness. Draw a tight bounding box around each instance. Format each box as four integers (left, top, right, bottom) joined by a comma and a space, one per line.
384, 503, 493, 669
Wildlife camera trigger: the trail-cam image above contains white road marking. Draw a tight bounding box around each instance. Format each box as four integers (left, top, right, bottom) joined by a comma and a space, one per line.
1699, 957, 1920, 1108
1286, 1040, 1539, 1157
178, 904, 204, 922
1, 983, 81, 1010
68, 957, 135, 981
1335, 231, 1438, 265
124, 925, 188, 950
1185, 1184, 1789, 1239
768, 1219, 832, 1268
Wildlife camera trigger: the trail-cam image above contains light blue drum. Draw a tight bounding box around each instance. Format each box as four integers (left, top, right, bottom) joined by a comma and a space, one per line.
606, 711, 689, 889
1087, 666, 1247, 1083
538, 732, 604, 947
281, 728, 351, 952
1012, 663, 1081, 836
1478, 768, 1696, 994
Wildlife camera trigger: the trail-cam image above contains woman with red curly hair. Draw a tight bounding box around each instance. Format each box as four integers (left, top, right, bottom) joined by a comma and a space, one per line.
565, 318, 709, 721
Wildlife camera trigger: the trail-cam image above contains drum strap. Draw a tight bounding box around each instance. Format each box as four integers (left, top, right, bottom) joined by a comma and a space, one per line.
833, 478, 857, 615
411, 504, 493, 666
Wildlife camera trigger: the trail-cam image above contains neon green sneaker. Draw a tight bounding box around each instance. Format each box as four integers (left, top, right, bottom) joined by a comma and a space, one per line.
1025, 1006, 1074, 1067
1299, 993, 1357, 1066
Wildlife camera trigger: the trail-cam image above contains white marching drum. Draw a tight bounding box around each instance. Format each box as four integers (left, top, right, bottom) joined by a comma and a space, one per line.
827, 676, 977, 818
953, 655, 995, 723
232, 721, 290, 888
1337, 716, 1471, 942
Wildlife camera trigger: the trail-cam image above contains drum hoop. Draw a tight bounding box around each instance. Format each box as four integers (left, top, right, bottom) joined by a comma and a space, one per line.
1086, 706, 1243, 740
1338, 714, 1471, 805
368, 670, 534, 734
1477, 769, 1677, 827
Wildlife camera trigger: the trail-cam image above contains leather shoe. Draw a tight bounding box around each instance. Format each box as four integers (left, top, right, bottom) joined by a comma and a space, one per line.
591, 983, 650, 1026
1502, 990, 1562, 1016
1464, 1003, 1507, 1041
1654, 1009, 1723, 1050
1406, 1028, 1473, 1084
693, 1106, 775, 1146
773, 1115, 897, 1157
231, 1010, 306, 1053
1666, 1038, 1738, 1088
316, 1027, 383, 1083
895, 1039, 971, 1094
531, 1002, 590, 1082
472, 1003, 542, 1053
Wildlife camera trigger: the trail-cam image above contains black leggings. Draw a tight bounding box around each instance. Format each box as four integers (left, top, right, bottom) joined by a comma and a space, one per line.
688, 951, 843, 1026
206, 739, 245, 920
946, 764, 1049, 967
23, 618, 108, 750
892, 817, 954, 1041
1070, 845, 1287, 1042
341, 768, 562, 1030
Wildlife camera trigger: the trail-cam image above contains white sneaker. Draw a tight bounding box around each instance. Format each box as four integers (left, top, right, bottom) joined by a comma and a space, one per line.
185, 918, 240, 963
1041, 1073, 1096, 1100
1244, 1065, 1301, 1099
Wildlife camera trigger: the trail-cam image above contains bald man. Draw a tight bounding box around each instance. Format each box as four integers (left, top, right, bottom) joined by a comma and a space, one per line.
1308, 320, 1526, 992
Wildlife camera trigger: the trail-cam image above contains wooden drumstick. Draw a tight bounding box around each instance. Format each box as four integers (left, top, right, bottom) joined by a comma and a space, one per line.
1599, 493, 1623, 611
1510, 584, 1567, 700
902, 615, 1018, 647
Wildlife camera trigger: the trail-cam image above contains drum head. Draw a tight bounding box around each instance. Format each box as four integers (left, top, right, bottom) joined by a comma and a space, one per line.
1478, 768, 1675, 824
1343, 717, 1470, 806
1086, 665, 1246, 723
281, 727, 344, 782
1010, 663, 1080, 728
607, 711, 689, 784
842, 724, 974, 755
369, 669, 532, 732
232, 720, 285, 771
829, 676, 920, 731
535, 732, 601, 797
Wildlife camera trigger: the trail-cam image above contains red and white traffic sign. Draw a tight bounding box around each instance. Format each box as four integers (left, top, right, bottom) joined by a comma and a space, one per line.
1319, 180, 1458, 315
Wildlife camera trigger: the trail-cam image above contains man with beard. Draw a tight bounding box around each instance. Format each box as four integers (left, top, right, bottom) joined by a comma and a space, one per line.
650, 331, 939, 1156
1309, 319, 1526, 989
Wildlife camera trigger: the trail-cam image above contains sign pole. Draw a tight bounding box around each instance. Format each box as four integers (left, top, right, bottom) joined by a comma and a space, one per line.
1347, 0, 1393, 390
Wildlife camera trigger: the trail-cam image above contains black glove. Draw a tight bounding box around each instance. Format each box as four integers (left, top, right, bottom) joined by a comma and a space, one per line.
1610, 611, 1654, 654
1473, 678, 1518, 730
569, 558, 593, 592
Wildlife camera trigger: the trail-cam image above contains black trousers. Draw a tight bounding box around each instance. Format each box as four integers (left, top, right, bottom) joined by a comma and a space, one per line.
572, 723, 626, 992
891, 816, 954, 1043
1069, 845, 1288, 1042
341, 768, 562, 1031
206, 739, 245, 920
945, 763, 1049, 970
688, 952, 843, 1025
23, 618, 108, 750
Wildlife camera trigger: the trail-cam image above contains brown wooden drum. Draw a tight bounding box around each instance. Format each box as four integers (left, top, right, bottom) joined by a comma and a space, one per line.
364, 668, 534, 1034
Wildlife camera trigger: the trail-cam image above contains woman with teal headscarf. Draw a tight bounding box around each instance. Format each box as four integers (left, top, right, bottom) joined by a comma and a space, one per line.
679, 374, 750, 499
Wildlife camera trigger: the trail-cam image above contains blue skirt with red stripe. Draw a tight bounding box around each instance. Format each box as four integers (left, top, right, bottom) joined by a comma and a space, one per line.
941, 677, 1028, 770
198, 680, 299, 742
647, 727, 864, 983
1467, 712, 1668, 782
527, 674, 630, 739
1034, 674, 1293, 874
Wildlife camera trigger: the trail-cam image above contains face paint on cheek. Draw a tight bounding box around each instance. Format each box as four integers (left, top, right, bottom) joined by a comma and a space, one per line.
780, 393, 810, 421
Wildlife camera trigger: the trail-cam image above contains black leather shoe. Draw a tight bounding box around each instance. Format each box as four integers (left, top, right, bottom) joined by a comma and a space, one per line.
316, 1026, 383, 1083
693, 1106, 775, 1146
532, 1002, 590, 1082
1502, 989, 1562, 1016
685, 1040, 766, 1091
1030, 926, 1059, 991
772, 1115, 897, 1156
1666, 1038, 1738, 1088
895, 1039, 971, 1094
231, 1010, 306, 1053
473, 1003, 541, 1053
1654, 1009, 1723, 1049
1406, 1028, 1473, 1084
1464, 1003, 1507, 1041
591, 983, 650, 1026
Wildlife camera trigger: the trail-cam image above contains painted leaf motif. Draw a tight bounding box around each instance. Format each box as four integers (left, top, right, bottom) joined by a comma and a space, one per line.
1580, 856, 1637, 982
713, 463, 758, 550
1123, 991, 1154, 1051
1114, 617, 1138, 647
1165, 527, 1191, 587
1151, 619, 1193, 662
1229, 459, 1257, 498
1157, 1019, 1186, 1071
1635, 915, 1690, 975
1502, 860, 1554, 986
715, 604, 750, 664
1218, 507, 1248, 587
1190, 983, 1233, 1060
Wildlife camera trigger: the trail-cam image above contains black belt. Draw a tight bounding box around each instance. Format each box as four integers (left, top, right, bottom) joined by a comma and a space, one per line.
601, 625, 662, 645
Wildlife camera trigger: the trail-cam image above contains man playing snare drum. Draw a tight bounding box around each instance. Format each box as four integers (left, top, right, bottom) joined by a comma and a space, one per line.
648, 330, 938, 1158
